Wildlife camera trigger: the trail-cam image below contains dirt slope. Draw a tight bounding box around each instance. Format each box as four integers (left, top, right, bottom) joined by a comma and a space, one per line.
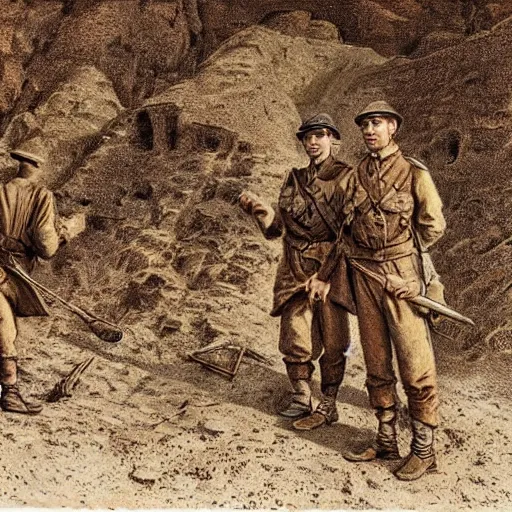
2, 306, 511, 509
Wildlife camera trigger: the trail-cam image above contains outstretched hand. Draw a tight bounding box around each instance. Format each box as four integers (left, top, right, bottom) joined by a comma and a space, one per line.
306, 273, 331, 304
239, 191, 267, 216
59, 213, 86, 244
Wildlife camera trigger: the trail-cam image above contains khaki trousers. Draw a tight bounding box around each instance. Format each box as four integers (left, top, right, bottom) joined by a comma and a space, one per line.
351, 254, 439, 427
0, 285, 17, 358
279, 292, 350, 392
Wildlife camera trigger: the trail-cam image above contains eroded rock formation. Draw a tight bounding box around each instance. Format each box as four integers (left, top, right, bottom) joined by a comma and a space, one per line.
198, 0, 512, 57
46, 25, 385, 365
0, 0, 510, 368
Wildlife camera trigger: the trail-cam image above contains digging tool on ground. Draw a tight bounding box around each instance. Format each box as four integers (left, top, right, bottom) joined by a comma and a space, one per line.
188, 342, 272, 379
6, 256, 123, 343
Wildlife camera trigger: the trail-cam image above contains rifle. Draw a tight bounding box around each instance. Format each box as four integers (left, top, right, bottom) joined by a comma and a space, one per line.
350, 259, 475, 327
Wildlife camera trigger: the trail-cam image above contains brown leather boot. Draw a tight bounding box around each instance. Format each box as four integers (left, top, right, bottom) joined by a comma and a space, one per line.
344, 406, 400, 462
0, 357, 43, 415
292, 385, 339, 430
279, 379, 312, 419
394, 419, 437, 481
1, 384, 43, 415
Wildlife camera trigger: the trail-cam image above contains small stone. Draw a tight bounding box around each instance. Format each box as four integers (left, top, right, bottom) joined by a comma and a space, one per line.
130, 466, 159, 485
202, 420, 227, 435
154, 422, 179, 435
160, 318, 182, 335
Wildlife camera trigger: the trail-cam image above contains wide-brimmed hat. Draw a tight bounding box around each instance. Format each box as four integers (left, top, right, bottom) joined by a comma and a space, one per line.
354, 101, 403, 128
296, 113, 341, 140
10, 149, 45, 167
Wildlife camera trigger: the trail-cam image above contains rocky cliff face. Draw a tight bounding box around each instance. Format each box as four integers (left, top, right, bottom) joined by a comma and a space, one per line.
198, 0, 512, 57
0, 0, 511, 363
0, 0, 195, 130
3, 0, 511, 129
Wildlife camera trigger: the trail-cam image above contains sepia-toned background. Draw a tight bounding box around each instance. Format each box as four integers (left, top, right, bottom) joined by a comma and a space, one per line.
0, 1, 511, 509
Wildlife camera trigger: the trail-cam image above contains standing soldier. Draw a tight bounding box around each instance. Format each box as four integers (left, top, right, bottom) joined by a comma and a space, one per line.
309, 101, 446, 480
0, 149, 61, 415
240, 114, 355, 431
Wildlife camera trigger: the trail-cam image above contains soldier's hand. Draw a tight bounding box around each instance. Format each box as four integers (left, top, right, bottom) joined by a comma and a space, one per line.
385, 274, 421, 299
239, 191, 268, 216
239, 192, 252, 214
306, 274, 331, 304
59, 213, 86, 244
239, 191, 256, 214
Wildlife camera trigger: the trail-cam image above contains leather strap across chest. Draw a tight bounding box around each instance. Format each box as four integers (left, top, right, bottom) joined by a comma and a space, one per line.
356, 152, 412, 206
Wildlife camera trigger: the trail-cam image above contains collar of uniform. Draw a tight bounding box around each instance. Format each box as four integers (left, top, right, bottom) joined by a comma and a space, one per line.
309, 154, 340, 181
371, 141, 400, 162
309, 153, 333, 174
10, 177, 33, 186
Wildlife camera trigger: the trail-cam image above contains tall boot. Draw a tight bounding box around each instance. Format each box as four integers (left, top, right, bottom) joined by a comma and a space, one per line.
292, 384, 339, 431
344, 406, 400, 462
279, 378, 312, 419
0, 357, 43, 415
394, 419, 437, 481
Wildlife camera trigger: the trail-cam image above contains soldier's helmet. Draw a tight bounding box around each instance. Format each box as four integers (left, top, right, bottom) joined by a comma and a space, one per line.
296, 113, 341, 140
354, 101, 403, 129
10, 149, 45, 168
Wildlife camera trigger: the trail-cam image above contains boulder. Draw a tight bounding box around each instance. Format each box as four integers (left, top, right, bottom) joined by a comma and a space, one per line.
0, 1, 62, 123
21, 0, 191, 107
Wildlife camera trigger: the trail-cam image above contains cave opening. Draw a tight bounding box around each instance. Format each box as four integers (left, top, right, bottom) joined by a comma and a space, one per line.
202, 134, 221, 152
136, 110, 154, 150
167, 115, 178, 150
445, 130, 461, 164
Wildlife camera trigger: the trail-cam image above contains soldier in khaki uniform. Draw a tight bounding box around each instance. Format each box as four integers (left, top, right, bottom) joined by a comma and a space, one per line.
310, 101, 446, 480
240, 114, 355, 430
0, 149, 61, 415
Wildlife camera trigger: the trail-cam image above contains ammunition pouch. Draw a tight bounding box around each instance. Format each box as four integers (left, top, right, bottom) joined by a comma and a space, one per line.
351, 190, 414, 251
0, 233, 28, 258
0, 234, 34, 278
285, 235, 333, 277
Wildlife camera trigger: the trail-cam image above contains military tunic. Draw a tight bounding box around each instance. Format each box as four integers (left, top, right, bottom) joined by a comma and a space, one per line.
255, 155, 355, 387
0, 177, 60, 357
319, 147, 445, 426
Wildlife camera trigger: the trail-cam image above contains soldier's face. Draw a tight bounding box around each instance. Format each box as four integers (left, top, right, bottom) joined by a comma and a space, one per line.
360, 116, 397, 151
302, 129, 333, 161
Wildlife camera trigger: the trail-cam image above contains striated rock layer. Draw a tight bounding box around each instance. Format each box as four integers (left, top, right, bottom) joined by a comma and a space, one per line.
199, 0, 512, 57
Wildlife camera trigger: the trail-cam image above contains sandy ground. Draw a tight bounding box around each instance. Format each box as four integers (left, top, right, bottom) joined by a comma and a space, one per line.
1, 304, 511, 511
